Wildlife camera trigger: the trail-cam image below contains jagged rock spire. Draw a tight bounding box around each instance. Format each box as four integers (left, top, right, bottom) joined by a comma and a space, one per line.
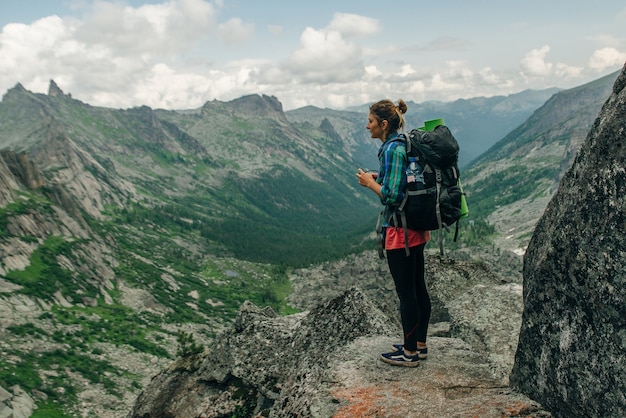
48, 79, 64, 97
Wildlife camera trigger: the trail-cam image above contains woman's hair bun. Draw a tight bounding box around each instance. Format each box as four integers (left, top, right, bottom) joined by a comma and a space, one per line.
397, 99, 408, 114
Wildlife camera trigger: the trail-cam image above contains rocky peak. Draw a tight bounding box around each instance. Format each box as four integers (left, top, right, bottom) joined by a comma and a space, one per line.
0, 83, 28, 104
48, 79, 67, 98
510, 63, 626, 416
227, 94, 289, 123
7, 82, 27, 94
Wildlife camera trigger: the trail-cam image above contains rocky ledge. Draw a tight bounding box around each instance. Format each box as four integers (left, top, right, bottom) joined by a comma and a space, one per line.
129, 285, 550, 417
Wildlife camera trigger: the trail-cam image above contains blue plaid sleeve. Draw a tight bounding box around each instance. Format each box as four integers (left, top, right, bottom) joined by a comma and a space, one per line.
378, 139, 407, 207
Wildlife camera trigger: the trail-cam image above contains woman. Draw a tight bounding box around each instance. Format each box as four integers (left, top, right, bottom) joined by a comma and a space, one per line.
356, 99, 431, 367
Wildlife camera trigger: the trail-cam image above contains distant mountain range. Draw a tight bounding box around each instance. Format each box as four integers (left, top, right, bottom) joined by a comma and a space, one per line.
336, 88, 562, 168
0, 69, 620, 417
463, 70, 617, 253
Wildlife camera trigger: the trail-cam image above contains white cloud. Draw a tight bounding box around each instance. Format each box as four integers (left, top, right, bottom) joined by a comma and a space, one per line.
364, 65, 382, 78
0, 0, 222, 108
396, 64, 416, 77
429, 73, 455, 92
287, 27, 364, 83
0, 16, 89, 94
518, 45, 584, 88
218, 18, 254, 44
478, 67, 502, 85
517, 44, 623, 90
0, 18, 66, 71
279, 12, 383, 85
149, 65, 212, 106
76, 0, 217, 54
554, 62, 583, 78
520, 45, 553, 77
325, 13, 381, 38
1, 1, 624, 112
588, 47, 626, 71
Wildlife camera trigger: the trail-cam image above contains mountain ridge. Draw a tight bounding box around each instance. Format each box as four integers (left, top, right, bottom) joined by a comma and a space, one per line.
335, 87, 562, 168
462, 70, 618, 254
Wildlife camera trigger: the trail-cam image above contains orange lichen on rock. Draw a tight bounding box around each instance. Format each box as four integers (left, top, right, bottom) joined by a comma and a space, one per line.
332, 385, 385, 417
503, 401, 539, 415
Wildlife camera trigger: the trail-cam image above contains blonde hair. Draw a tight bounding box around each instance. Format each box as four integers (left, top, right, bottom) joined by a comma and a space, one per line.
369, 99, 408, 137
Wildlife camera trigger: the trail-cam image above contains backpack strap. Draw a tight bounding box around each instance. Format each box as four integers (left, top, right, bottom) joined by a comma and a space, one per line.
399, 134, 412, 257
393, 193, 409, 256
399, 210, 410, 257
434, 168, 445, 256
375, 210, 385, 259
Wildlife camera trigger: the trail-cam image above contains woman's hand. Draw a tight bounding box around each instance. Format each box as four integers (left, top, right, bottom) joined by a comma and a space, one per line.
356, 169, 382, 197
356, 168, 375, 187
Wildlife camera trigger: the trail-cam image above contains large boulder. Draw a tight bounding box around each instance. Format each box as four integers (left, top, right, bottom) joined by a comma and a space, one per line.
510, 63, 626, 417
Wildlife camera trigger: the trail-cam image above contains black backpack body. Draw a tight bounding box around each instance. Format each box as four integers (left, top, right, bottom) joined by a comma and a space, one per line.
378, 124, 464, 257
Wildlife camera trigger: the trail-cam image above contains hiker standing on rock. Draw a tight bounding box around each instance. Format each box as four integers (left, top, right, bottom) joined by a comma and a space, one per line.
356, 99, 431, 367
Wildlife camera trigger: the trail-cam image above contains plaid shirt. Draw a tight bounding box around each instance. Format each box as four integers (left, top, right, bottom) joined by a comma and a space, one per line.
377, 133, 407, 208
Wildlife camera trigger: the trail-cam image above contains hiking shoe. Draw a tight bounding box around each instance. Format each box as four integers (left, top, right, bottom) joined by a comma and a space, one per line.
380, 348, 420, 367
391, 344, 428, 359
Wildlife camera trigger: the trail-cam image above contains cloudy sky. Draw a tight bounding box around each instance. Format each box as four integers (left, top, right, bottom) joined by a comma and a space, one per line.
1, 0, 625, 111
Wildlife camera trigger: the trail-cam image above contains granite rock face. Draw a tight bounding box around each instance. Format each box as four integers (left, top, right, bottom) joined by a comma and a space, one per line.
129, 283, 548, 417
510, 63, 626, 417
128, 288, 396, 418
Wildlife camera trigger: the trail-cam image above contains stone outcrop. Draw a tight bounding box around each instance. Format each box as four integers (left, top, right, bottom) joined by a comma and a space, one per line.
510, 63, 626, 417
0, 385, 35, 418
228, 94, 288, 123
288, 249, 525, 383
48, 79, 69, 98
0, 151, 21, 206
129, 287, 548, 418
0, 150, 45, 190
129, 289, 392, 417
129, 245, 550, 417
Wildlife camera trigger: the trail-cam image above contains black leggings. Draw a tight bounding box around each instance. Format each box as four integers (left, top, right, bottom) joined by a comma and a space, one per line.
386, 243, 431, 351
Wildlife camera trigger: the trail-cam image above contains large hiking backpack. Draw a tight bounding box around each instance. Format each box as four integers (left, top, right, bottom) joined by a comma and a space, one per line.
377, 124, 466, 257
